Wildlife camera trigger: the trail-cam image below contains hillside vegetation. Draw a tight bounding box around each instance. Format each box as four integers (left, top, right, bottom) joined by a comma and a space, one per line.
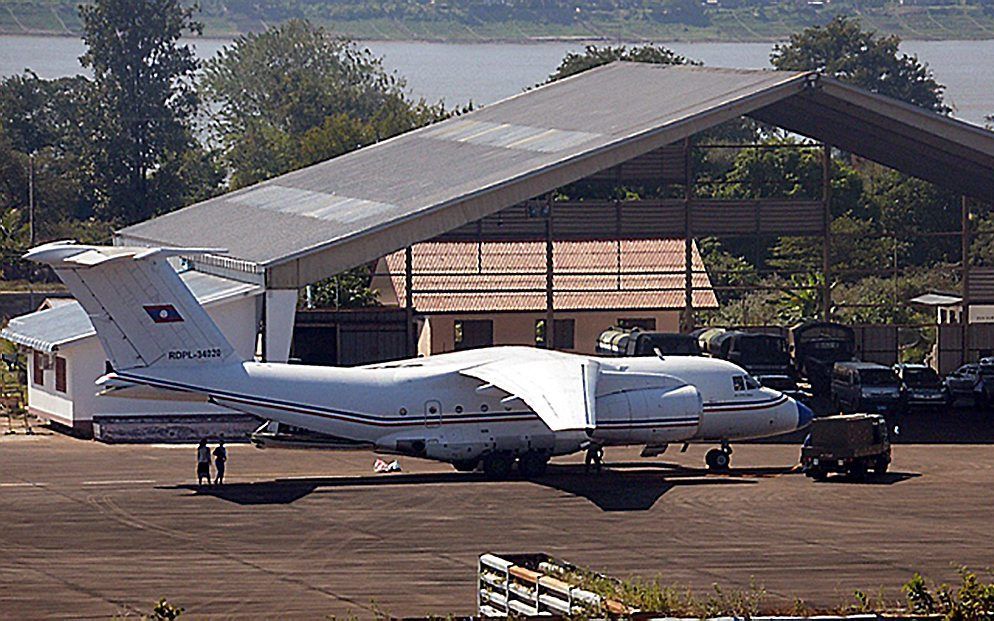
2, 0, 994, 41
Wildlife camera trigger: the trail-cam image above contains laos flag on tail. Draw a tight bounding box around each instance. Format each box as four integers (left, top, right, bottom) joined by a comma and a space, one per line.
143, 304, 184, 323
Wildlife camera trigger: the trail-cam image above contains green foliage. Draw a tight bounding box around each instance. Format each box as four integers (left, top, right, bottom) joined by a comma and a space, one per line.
201, 19, 445, 188
902, 568, 994, 621
305, 266, 380, 309
775, 273, 825, 323
771, 16, 949, 113
714, 139, 864, 219
80, 0, 217, 223
697, 237, 757, 304
147, 598, 183, 620
546, 44, 697, 83
969, 210, 994, 267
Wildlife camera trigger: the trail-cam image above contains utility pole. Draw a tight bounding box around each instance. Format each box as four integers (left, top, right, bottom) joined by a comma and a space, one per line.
28, 154, 35, 247
27, 153, 35, 310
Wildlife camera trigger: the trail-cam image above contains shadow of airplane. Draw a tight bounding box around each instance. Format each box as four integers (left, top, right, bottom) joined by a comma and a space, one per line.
161, 462, 773, 511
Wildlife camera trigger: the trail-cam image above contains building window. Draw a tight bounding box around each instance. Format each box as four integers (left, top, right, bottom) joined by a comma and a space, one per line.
535, 318, 575, 350
619, 318, 655, 331
32, 351, 44, 386
454, 320, 493, 351
55, 357, 67, 393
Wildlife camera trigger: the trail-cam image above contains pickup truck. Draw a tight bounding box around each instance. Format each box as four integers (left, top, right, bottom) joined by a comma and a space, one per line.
800, 414, 891, 480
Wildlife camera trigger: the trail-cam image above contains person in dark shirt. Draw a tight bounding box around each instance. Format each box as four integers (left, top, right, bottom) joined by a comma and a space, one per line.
196, 439, 211, 486
584, 445, 603, 473
213, 440, 227, 485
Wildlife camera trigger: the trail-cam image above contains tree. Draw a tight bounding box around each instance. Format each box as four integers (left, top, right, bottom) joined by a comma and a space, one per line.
546, 44, 696, 83
80, 0, 214, 223
771, 16, 949, 113
201, 19, 444, 188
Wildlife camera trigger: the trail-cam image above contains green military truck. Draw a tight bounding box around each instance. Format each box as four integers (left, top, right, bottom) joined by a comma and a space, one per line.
800, 414, 891, 480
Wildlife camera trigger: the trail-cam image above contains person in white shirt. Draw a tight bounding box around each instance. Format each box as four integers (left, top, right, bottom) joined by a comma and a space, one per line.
197, 438, 211, 486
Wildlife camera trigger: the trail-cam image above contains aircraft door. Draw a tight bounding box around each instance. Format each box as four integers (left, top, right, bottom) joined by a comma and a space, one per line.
424, 400, 442, 427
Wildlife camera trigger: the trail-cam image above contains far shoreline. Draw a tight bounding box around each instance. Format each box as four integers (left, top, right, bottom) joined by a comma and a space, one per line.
3, 30, 994, 45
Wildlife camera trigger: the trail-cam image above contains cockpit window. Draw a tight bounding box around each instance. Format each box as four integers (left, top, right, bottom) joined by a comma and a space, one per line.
733, 375, 761, 391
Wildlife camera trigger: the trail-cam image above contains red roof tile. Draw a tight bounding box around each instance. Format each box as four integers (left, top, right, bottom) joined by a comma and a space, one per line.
377, 239, 717, 313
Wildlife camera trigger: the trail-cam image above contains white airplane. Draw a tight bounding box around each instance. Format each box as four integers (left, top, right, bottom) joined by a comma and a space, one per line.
25, 242, 814, 478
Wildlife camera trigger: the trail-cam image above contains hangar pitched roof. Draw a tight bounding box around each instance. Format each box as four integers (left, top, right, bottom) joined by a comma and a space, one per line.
117, 62, 994, 289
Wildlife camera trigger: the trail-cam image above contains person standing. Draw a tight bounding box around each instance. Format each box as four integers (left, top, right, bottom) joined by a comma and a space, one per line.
213, 440, 227, 485
584, 445, 603, 473
197, 438, 211, 486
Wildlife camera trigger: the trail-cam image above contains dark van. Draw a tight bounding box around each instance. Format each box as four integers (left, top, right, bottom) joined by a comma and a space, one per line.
831, 361, 904, 415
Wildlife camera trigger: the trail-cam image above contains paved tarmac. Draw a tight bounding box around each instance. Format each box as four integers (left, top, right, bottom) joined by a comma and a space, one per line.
1, 431, 992, 619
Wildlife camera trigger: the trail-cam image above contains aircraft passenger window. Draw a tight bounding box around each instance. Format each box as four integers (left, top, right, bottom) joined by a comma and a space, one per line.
744, 376, 761, 390
732, 376, 746, 391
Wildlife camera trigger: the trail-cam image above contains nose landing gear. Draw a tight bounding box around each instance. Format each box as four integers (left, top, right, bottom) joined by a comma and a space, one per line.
705, 442, 732, 471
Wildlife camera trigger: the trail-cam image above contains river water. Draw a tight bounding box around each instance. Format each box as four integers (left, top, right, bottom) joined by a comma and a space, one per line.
1, 35, 991, 125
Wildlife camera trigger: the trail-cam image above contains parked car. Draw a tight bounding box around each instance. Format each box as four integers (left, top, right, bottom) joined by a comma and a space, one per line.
893, 363, 949, 409
944, 363, 980, 405
976, 358, 994, 408
801, 413, 891, 480
831, 361, 904, 415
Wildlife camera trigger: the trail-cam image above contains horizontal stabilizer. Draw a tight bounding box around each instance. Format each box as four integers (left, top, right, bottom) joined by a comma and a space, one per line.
24, 241, 239, 372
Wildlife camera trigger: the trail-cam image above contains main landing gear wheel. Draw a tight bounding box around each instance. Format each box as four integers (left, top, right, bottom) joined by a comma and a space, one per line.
481, 452, 514, 479
517, 452, 549, 478
451, 459, 479, 473
705, 447, 731, 471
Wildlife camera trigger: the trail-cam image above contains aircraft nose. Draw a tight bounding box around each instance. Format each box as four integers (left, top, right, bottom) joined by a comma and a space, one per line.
795, 400, 815, 429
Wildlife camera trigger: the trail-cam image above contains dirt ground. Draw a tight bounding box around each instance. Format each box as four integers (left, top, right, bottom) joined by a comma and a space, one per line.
1, 429, 992, 619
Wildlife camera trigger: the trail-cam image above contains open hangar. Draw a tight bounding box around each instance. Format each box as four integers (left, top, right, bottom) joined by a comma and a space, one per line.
4, 61, 994, 439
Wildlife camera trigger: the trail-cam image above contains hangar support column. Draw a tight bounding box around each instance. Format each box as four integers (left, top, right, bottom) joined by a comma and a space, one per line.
681, 138, 695, 333
405, 246, 415, 357
545, 194, 555, 349
821, 143, 832, 322
962, 196, 970, 362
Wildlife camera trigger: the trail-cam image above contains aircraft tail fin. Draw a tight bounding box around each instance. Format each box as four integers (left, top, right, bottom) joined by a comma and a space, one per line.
25, 241, 240, 372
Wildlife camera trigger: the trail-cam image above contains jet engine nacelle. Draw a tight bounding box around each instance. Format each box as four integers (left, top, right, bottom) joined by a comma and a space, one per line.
591, 380, 703, 445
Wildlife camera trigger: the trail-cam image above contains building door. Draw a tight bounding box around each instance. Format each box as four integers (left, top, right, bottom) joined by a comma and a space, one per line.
454, 319, 493, 351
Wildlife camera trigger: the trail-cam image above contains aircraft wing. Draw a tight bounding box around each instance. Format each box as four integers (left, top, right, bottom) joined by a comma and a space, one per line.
459, 350, 599, 432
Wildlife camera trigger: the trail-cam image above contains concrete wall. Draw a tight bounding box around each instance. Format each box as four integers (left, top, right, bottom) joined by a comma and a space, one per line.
421, 310, 680, 355
26, 294, 261, 426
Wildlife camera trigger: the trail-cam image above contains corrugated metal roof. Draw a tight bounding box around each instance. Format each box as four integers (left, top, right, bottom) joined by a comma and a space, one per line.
0, 270, 261, 353
119, 63, 811, 285
377, 239, 717, 312
117, 62, 994, 289
910, 293, 962, 306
